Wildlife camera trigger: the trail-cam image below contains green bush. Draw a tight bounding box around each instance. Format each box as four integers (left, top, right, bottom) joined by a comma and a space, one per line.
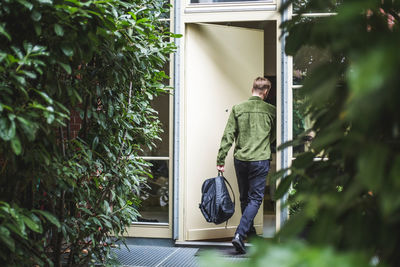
0, 0, 176, 266
274, 0, 400, 266
199, 240, 372, 267
202, 0, 399, 266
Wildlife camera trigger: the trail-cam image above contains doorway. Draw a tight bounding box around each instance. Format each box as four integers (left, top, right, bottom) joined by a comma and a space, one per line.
183, 20, 277, 241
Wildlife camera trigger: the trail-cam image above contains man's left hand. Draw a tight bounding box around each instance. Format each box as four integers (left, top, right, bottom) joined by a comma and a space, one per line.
217, 165, 225, 172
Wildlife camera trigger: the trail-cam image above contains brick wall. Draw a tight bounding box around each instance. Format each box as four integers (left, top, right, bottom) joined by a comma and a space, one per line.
69, 109, 82, 139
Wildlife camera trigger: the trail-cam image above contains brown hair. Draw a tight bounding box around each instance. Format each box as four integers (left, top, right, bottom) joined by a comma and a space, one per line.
252, 77, 271, 92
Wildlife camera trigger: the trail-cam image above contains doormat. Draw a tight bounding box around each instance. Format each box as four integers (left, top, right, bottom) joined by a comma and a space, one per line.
113, 245, 199, 267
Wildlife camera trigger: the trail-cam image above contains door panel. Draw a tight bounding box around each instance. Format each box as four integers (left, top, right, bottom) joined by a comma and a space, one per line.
184, 23, 264, 240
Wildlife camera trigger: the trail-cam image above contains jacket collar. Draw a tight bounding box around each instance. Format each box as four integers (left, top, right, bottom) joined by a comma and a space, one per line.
248, 96, 263, 101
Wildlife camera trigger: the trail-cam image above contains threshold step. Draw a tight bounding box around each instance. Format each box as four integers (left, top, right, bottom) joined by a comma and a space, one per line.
175, 241, 253, 247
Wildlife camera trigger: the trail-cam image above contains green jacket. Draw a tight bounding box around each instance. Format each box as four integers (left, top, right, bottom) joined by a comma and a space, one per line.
217, 96, 276, 166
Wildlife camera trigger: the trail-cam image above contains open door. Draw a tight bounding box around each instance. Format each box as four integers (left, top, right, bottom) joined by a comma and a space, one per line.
184, 23, 264, 240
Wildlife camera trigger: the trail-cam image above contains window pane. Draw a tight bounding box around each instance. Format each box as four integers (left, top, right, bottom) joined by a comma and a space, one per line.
143, 92, 170, 157
293, 88, 314, 154
140, 61, 170, 157
138, 160, 169, 223
293, 45, 330, 85
155, 0, 171, 19
159, 20, 170, 33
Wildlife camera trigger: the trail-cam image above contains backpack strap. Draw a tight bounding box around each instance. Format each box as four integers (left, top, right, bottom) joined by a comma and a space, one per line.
222, 176, 235, 207
218, 172, 236, 229
218, 171, 235, 206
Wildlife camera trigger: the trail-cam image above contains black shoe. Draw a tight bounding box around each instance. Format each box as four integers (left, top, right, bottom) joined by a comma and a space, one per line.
232, 233, 246, 254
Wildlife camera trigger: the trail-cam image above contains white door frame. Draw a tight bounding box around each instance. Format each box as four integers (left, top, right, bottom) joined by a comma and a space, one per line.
174, 7, 292, 242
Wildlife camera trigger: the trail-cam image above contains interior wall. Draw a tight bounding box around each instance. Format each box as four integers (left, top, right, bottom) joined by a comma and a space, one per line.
212, 21, 277, 104
213, 21, 277, 77
263, 22, 276, 76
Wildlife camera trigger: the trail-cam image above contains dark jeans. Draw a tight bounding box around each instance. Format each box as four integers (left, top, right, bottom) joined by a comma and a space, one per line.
234, 158, 270, 237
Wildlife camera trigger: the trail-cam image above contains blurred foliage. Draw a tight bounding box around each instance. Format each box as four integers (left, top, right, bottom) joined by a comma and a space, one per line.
277, 0, 400, 266
0, 0, 176, 266
203, 0, 399, 266
293, 45, 331, 85
199, 240, 373, 267
293, 0, 343, 13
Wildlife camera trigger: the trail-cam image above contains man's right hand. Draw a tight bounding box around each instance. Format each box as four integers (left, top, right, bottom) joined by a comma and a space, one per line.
217, 165, 225, 172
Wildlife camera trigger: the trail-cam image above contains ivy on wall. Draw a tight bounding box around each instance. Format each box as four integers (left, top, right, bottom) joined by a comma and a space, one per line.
0, 0, 177, 265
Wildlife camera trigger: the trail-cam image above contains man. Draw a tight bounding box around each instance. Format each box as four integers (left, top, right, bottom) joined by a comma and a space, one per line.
216, 77, 275, 254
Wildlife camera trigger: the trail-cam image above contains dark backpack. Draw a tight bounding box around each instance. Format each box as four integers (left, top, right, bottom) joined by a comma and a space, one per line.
199, 173, 235, 225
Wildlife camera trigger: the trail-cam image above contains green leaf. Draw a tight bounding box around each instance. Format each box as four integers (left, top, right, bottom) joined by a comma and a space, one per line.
22, 71, 37, 79
92, 136, 99, 150
0, 118, 16, 141
357, 145, 388, 192
292, 152, 314, 169
71, 88, 82, 103
55, 102, 70, 115
35, 90, 54, 104
61, 43, 74, 57
0, 226, 14, 252
17, 0, 33, 10
5, 222, 27, 239
58, 62, 71, 74
278, 212, 310, 239
22, 215, 42, 233
79, 207, 93, 216
108, 103, 114, 117
0, 104, 12, 112
0, 25, 11, 41
33, 210, 61, 228
274, 174, 295, 201
31, 10, 42, 21
11, 137, 22, 155
8, 114, 16, 121
170, 33, 183, 38
54, 24, 64, 37
100, 217, 112, 228
347, 48, 393, 95
268, 167, 290, 183
34, 23, 42, 36
104, 200, 111, 214
11, 74, 26, 86
45, 112, 55, 124
92, 217, 102, 227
